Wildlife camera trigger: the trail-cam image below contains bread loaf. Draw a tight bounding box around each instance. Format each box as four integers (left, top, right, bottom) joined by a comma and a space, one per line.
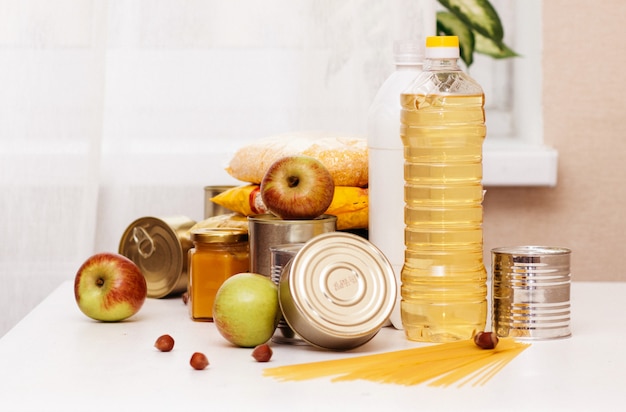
226, 132, 368, 187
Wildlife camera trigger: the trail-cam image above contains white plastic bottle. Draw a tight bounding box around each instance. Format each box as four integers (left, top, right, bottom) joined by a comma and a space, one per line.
367, 41, 423, 330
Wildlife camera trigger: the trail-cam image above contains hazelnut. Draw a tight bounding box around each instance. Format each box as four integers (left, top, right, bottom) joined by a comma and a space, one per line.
251, 343, 273, 362
154, 334, 175, 352
182, 292, 189, 305
474, 331, 499, 349
190, 352, 209, 370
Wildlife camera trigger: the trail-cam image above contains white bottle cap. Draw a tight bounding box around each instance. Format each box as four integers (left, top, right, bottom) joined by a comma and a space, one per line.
393, 40, 424, 65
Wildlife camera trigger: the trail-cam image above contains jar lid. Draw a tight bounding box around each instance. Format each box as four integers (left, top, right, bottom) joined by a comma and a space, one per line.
278, 232, 397, 350
191, 228, 248, 243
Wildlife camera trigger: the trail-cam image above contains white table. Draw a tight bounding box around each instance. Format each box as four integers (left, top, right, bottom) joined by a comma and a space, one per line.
0, 281, 621, 412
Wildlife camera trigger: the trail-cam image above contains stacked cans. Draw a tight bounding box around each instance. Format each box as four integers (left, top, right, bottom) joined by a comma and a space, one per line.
248, 214, 337, 277
276, 232, 397, 351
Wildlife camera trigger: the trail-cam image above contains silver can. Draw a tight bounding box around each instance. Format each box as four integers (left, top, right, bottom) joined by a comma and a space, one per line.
204, 185, 236, 218
492, 246, 572, 340
270, 243, 306, 345
278, 232, 397, 351
248, 214, 337, 277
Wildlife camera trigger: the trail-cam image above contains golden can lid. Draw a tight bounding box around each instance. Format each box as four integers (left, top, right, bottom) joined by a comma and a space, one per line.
119, 216, 196, 298
279, 232, 397, 350
191, 228, 248, 244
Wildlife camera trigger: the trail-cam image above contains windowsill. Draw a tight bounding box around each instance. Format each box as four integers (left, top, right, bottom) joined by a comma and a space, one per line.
484, 138, 558, 187
2, 138, 559, 188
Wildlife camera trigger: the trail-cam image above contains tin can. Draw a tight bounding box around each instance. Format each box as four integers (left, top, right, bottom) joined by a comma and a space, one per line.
204, 185, 236, 218
119, 216, 196, 298
270, 243, 306, 345
248, 214, 337, 277
278, 232, 397, 351
492, 246, 572, 340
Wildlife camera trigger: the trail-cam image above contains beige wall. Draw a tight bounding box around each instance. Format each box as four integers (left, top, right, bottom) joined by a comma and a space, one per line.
483, 0, 626, 281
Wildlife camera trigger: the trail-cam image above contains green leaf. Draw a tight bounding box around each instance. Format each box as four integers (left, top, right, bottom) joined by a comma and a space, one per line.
438, 0, 504, 42
436, 11, 475, 67
474, 31, 519, 59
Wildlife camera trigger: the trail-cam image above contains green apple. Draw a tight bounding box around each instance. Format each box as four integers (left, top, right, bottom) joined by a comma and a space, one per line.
74, 252, 147, 322
213, 273, 280, 347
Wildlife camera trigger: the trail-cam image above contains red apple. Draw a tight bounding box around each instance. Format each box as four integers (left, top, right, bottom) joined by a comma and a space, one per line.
74, 252, 147, 322
260, 155, 335, 219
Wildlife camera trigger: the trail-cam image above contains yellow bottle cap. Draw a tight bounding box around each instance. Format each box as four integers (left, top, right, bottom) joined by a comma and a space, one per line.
426, 36, 459, 48
425, 36, 459, 59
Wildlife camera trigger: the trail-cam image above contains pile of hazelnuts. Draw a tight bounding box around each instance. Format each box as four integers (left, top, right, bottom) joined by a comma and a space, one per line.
153, 334, 273, 370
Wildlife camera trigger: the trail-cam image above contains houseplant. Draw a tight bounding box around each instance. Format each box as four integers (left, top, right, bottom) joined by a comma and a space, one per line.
436, 0, 518, 67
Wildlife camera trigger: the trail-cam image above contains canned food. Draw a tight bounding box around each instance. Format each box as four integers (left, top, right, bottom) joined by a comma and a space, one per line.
278, 232, 397, 350
119, 216, 196, 298
270, 243, 306, 344
204, 185, 236, 218
248, 213, 337, 277
492, 246, 572, 340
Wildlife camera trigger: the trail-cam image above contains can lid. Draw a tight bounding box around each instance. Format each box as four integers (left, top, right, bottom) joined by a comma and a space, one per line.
284, 232, 397, 341
191, 228, 248, 244
248, 213, 338, 226
492, 246, 571, 256
119, 216, 194, 298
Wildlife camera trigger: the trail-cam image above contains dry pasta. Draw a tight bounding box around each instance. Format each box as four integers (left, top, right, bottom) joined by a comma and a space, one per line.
263, 338, 530, 388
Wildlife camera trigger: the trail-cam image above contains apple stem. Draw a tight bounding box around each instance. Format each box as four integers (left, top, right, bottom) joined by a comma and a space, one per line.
287, 176, 299, 188
96, 277, 105, 287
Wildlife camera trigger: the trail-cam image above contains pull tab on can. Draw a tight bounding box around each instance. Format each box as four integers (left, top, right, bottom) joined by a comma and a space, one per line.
132, 226, 155, 259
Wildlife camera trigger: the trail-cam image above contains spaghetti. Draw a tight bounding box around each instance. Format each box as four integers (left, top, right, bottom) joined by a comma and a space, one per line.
263, 338, 530, 388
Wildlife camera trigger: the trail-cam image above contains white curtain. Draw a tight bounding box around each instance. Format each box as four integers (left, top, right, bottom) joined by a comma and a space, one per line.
0, 0, 434, 336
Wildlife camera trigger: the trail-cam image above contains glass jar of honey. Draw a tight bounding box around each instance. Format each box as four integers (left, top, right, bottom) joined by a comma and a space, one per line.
188, 228, 249, 321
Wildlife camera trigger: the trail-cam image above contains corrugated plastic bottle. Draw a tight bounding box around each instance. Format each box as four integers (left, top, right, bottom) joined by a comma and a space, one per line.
367, 40, 423, 330
400, 36, 487, 342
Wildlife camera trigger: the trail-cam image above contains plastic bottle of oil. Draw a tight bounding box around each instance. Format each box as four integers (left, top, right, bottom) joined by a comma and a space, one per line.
367, 40, 423, 330
400, 36, 487, 342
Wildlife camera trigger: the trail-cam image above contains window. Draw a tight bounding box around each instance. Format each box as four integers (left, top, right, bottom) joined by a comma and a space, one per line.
468, 0, 557, 186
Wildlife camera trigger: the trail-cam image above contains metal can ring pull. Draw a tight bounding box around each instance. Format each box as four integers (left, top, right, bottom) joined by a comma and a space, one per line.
132, 226, 155, 259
